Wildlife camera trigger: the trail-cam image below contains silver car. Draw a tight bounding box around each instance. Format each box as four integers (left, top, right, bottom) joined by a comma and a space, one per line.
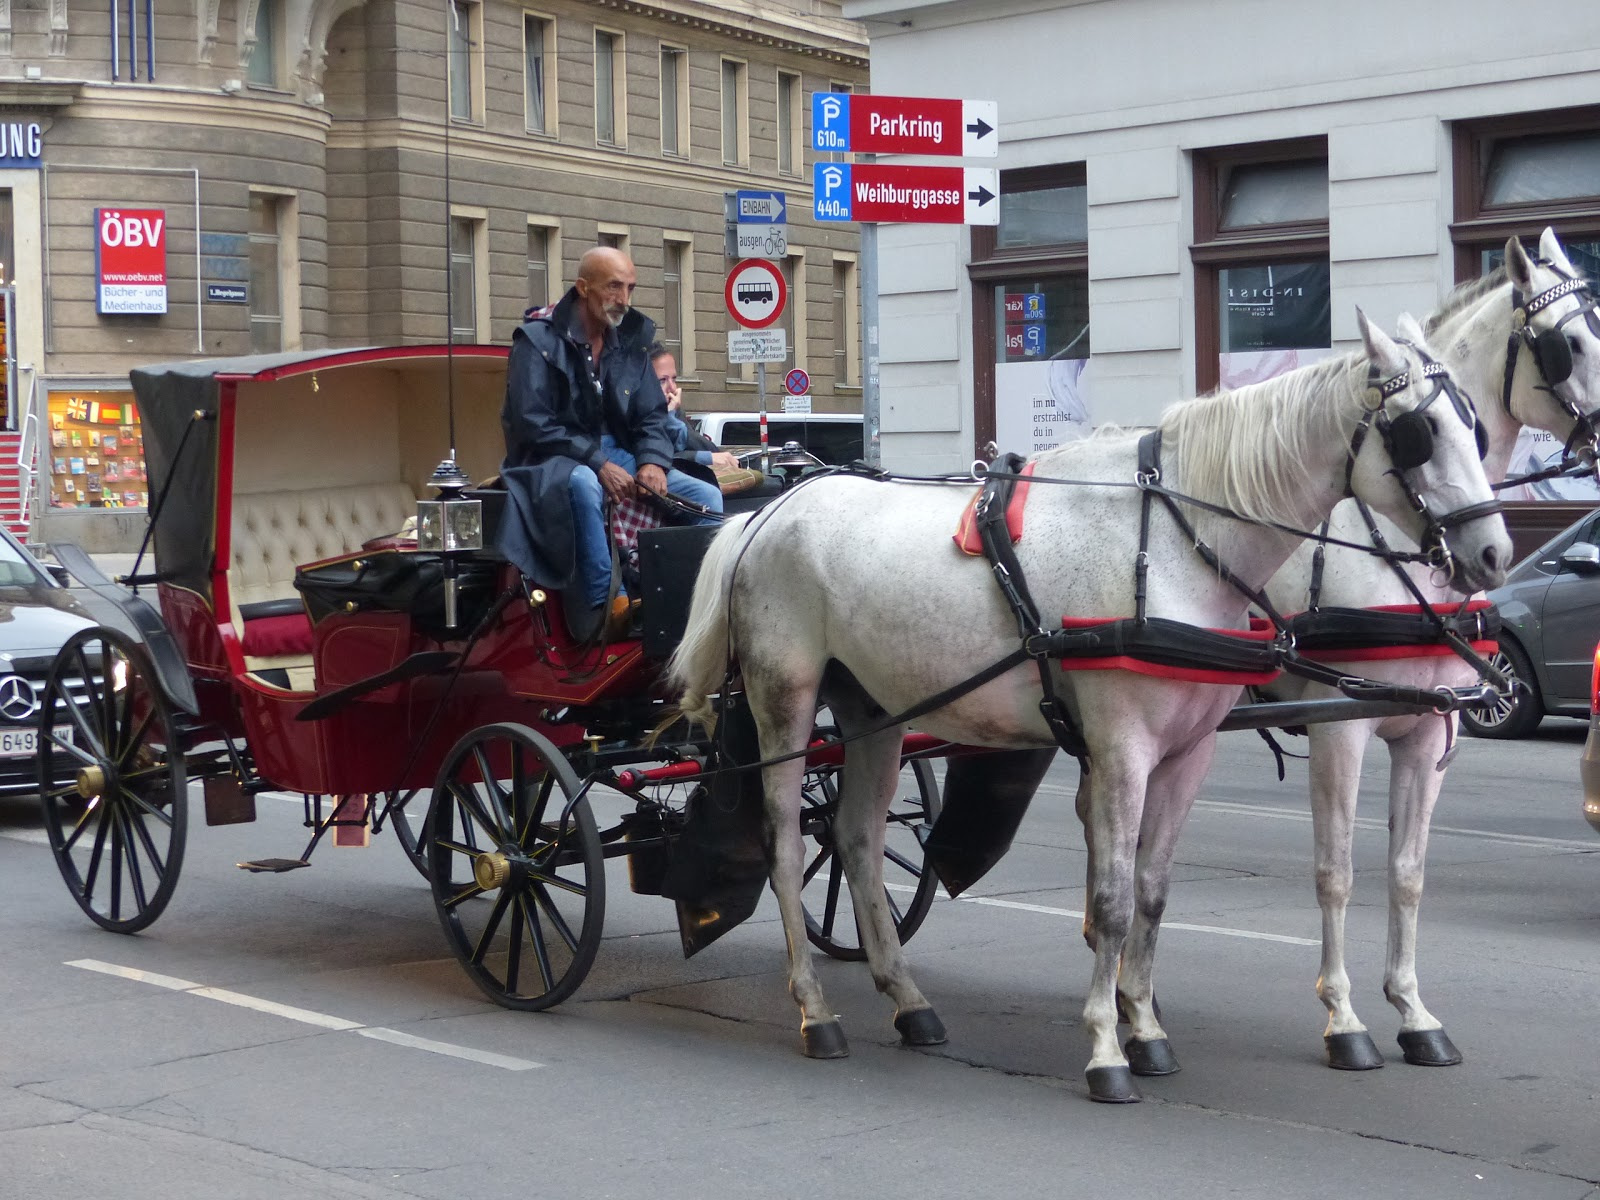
1463, 507, 1600, 739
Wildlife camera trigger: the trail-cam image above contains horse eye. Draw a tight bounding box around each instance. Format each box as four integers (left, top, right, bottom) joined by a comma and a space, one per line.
1570, 336, 1584, 356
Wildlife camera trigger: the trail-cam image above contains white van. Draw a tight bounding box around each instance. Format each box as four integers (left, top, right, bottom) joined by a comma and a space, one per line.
687, 411, 864, 466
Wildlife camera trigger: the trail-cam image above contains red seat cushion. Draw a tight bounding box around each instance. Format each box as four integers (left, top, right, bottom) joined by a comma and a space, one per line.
241, 612, 314, 658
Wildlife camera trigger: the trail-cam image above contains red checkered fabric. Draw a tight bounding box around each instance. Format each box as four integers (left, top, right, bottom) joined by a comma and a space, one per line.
610, 495, 662, 571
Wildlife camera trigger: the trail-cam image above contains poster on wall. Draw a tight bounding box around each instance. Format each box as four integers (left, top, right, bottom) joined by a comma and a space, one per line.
993, 357, 1093, 455
95, 208, 168, 315
45, 389, 146, 509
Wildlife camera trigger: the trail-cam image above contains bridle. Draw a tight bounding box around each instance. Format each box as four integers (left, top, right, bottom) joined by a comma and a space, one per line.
1502, 259, 1600, 462
1348, 345, 1502, 578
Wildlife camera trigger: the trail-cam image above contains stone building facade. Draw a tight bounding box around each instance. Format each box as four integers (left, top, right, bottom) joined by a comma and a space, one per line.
0, 0, 867, 546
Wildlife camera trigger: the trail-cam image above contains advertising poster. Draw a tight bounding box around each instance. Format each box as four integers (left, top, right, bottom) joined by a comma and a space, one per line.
95, 208, 168, 315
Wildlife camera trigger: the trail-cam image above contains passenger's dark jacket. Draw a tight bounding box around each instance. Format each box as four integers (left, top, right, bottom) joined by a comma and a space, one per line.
497, 289, 674, 589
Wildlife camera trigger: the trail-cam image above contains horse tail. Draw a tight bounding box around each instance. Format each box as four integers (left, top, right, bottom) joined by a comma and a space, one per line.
669, 511, 755, 728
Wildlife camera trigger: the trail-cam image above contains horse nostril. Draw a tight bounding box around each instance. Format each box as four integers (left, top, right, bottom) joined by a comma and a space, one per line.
1482, 544, 1501, 572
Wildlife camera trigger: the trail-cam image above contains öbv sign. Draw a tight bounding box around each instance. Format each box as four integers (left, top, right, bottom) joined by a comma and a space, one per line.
95, 208, 168, 315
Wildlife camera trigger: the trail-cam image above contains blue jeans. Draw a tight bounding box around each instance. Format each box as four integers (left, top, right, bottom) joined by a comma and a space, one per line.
569, 438, 724, 609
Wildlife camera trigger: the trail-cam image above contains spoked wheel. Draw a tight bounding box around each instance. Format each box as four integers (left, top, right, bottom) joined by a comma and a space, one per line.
426, 723, 606, 1011
800, 756, 941, 961
381, 789, 431, 880
36, 627, 188, 934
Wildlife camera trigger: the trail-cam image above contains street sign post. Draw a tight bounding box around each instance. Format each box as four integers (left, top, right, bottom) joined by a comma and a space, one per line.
811, 92, 997, 157
812, 163, 998, 225
725, 259, 787, 329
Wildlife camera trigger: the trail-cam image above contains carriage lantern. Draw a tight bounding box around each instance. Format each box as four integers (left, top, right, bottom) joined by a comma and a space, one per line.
417, 456, 482, 629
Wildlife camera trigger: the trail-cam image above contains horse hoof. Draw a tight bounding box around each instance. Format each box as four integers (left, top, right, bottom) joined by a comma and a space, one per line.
1085, 1066, 1142, 1103
1325, 1031, 1385, 1071
1398, 1029, 1462, 1067
1124, 1036, 1180, 1077
802, 1020, 850, 1059
894, 1008, 948, 1047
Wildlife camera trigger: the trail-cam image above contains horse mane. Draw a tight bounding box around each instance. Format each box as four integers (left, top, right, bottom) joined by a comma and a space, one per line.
1424, 266, 1508, 335
1158, 351, 1364, 526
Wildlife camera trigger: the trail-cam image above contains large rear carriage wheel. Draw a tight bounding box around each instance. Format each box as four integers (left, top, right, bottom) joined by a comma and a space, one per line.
800, 757, 941, 961
426, 724, 605, 1010
36, 627, 188, 933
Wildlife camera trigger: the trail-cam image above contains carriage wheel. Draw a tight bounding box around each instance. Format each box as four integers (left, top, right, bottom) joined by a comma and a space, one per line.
426, 723, 606, 1011
36, 627, 188, 934
800, 757, 941, 962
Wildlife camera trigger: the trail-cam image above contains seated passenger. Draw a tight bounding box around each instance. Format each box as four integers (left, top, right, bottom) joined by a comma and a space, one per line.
648, 342, 739, 473
498, 246, 723, 641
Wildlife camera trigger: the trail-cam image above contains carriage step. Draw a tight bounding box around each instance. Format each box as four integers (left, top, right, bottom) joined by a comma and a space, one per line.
236, 858, 311, 873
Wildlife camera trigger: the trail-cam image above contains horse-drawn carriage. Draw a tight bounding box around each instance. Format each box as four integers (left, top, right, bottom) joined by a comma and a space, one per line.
33, 343, 945, 1012
33, 232, 1600, 1104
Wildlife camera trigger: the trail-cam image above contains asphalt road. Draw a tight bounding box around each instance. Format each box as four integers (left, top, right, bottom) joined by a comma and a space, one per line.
2, 722, 1597, 1199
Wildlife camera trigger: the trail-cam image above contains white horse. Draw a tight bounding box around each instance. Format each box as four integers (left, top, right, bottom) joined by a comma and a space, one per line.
671, 313, 1510, 1103
1261, 230, 1600, 1071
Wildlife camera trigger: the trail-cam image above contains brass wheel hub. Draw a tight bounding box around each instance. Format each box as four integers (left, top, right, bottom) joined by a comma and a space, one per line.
76, 764, 108, 800
473, 850, 511, 891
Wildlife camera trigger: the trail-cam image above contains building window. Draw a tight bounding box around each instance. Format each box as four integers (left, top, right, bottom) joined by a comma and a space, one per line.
449, 215, 481, 342
1192, 139, 1330, 395
662, 235, 695, 376
597, 223, 629, 253
595, 29, 625, 146
832, 254, 859, 390
660, 45, 688, 157
827, 80, 852, 162
777, 71, 801, 176
721, 58, 748, 167
249, 191, 299, 353
1452, 107, 1600, 281
447, 0, 481, 122
523, 13, 553, 135
246, 0, 279, 88
526, 222, 554, 312
969, 164, 1090, 456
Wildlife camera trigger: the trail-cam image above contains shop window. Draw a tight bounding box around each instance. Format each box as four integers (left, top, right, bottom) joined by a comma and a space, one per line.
523, 13, 554, 135
832, 253, 859, 390
777, 71, 801, 176
1452, 107, 1600, 280
660, 45, 687, 157
969, 163, 1090, 456
1192, 139, 1330, 395
595, 28, 625, 147
45, 389, 146, 510
721, 58, 748, 167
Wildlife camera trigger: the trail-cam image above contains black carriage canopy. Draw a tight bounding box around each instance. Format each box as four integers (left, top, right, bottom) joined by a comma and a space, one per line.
129, 346, 511, 602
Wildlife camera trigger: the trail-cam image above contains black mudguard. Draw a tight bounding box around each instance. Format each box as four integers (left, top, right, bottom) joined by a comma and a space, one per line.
663, 692, 771, 957
923, 747, 1057, 897
48, 543, 199, 716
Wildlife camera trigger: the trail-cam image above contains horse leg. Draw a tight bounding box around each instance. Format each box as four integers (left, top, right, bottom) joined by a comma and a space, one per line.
746, 671, 847, 1058
1380, 717, 1461, 1067
1308, 719, 1386, 1071
1074, 765, 1097, 951
831, 722, 945, 1046
1079, 750, 1151, 1103
1115, 737, 1215, 1078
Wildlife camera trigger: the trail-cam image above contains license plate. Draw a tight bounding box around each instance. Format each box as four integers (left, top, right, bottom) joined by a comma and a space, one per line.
0, 726, 73, 759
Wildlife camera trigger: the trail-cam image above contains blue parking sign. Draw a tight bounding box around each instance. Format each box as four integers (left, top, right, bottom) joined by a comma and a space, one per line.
813, 163, 853, 222
812, 92, 850, 152
1022, 293, 1046, 321
1021, 323, 1046, 357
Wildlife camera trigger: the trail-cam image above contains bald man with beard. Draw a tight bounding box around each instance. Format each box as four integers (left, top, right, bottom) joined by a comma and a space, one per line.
498, 246, 724, 641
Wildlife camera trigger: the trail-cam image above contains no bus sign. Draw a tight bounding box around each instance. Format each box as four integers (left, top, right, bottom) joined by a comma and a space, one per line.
725, 259, 786, 329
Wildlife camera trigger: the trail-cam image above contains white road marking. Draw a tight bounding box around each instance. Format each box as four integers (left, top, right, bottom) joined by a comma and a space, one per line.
65, 958, 542, 1070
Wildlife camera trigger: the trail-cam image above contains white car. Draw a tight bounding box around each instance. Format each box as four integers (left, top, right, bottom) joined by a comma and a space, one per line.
688, 411, 863, 466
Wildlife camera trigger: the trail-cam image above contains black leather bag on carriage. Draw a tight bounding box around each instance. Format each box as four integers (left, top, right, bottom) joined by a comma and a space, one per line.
294, 550, 502, 639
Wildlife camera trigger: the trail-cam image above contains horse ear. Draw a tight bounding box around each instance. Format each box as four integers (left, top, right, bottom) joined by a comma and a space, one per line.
1538, 226, 1577, 275
1357, 308, 1406, 377
1505, 235, 1537, 293
1395, 312, 1426, 346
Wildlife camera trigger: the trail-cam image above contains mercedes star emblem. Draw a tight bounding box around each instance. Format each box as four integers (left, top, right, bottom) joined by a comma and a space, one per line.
0, 675, 38, 722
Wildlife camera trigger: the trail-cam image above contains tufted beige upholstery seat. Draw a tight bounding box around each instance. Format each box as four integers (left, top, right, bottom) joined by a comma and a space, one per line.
229, 482, 417, 686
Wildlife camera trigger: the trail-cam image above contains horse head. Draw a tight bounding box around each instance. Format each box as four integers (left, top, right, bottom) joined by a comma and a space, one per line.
1505, 228, 1600, 465
1347, 310, 1511, 593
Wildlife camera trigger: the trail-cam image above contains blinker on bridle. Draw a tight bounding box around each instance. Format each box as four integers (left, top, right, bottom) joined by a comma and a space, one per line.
1504, 260, 1600, 461
1350, 344, 1502, 576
